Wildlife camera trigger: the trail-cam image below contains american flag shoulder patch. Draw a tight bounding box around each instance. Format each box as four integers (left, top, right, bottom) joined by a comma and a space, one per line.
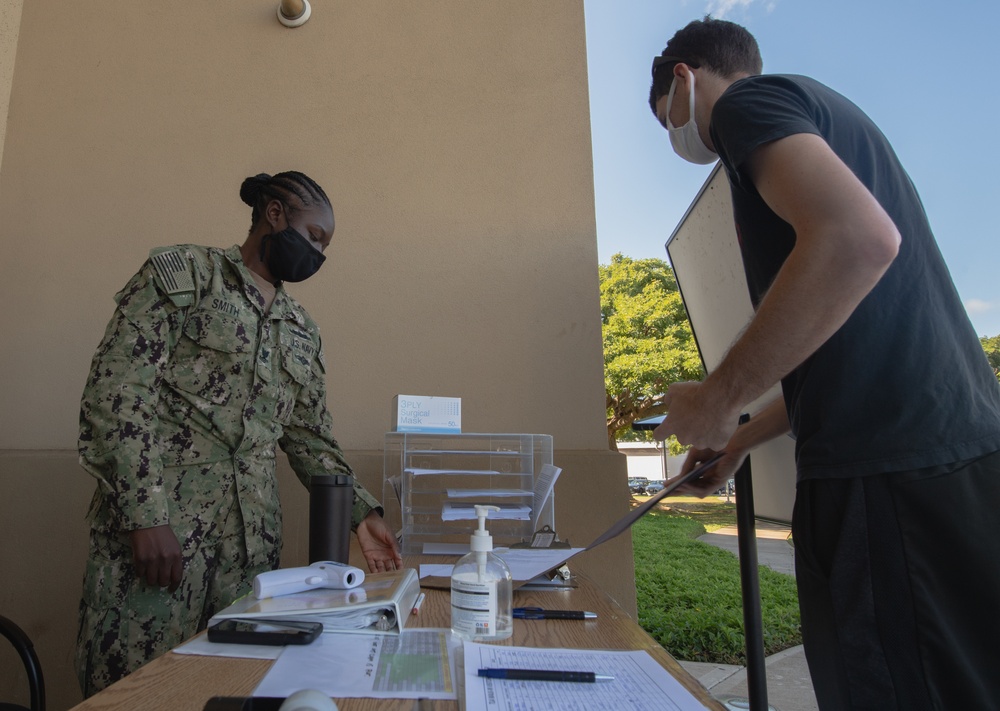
149, 247, 195, 306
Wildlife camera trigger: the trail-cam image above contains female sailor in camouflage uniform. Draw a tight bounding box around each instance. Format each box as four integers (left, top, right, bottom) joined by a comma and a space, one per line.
75, 171, 402, 696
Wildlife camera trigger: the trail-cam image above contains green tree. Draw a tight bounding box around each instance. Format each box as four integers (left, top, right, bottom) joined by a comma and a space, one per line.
981, 334, 1000, 382
601, 254, 704, 450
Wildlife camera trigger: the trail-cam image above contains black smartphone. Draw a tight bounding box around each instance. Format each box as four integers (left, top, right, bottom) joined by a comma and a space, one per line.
207, 618, 322, 646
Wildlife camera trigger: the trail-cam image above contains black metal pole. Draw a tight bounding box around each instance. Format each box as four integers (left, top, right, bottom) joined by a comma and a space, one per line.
735, 419, 768, 710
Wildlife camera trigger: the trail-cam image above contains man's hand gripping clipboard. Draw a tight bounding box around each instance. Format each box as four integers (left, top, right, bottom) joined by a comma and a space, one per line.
510, 453, 726, 584
583, 452, 725, 551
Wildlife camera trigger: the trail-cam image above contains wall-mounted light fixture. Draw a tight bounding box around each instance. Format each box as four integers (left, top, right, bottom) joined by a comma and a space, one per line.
278, 0, 311, 28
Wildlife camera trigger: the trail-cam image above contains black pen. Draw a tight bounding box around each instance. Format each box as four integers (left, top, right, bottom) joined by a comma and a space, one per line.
478, 668, 614, 683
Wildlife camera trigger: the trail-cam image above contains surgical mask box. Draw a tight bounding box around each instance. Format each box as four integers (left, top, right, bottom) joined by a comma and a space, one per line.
391, 395, 462, 434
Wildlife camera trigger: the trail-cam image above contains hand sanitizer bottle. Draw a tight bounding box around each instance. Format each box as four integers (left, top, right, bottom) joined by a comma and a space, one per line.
450, 505, 513, 641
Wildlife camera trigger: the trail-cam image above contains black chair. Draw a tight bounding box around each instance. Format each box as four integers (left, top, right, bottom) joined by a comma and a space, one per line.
0, 615, 44, 711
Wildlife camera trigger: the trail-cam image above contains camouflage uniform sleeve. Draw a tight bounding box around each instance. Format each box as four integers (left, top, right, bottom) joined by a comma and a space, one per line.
79, 259, 189, 531
279, 335, 383, 530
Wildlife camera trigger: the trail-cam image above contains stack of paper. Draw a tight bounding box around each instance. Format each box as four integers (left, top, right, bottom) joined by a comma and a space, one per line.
464, 642, 706, 710
406, 468, 504, 476
446, 488, 532, 498
441, 503, 532, 521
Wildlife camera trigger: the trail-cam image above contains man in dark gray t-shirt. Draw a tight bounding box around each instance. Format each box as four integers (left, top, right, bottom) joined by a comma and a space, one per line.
646, 17, 1000, 710
712, 72, 1000, 480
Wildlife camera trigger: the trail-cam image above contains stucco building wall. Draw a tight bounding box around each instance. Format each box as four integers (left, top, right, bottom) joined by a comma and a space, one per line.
0, 3, 630, 707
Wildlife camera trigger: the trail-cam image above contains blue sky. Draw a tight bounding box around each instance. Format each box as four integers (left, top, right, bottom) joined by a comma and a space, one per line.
584, 0, 1000, 337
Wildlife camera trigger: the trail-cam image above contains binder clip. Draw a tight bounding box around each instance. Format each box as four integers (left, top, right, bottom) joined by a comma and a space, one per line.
511, 525, 571, 550
512, 526, 576, 589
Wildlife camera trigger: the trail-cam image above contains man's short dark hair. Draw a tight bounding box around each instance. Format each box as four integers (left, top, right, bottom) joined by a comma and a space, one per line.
649, 16, 763, 113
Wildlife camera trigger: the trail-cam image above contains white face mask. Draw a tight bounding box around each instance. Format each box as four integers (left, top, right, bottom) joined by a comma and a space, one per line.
665, 72, 717, 165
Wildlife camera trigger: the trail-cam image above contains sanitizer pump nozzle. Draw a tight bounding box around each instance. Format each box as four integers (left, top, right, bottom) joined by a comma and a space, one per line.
471, 504, 498, 582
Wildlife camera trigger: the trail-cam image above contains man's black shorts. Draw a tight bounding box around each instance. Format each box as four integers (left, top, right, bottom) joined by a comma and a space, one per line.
793, 449, 1000, 710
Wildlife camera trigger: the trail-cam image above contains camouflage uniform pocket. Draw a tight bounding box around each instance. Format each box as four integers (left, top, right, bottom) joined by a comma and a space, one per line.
80, 542, 131, 611
273, 340, 313, 423
279, 344, 312, 386
166, 310, 257, 407
278, 322, 317, 382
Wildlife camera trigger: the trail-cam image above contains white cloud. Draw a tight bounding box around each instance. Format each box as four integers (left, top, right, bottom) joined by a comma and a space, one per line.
705, 0, 777, 19
966, 299, 997, 314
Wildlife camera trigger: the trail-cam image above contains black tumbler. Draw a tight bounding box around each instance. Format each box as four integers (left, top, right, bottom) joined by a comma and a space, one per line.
308, 474, 353, 564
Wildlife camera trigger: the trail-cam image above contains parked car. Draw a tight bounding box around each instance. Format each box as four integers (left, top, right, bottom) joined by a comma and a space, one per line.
644, 480, 665, 495
628, 477, 649, 494
714, 478, 736, 498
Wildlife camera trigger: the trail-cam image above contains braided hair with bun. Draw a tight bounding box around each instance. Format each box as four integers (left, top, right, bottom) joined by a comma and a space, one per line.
239, 171, 331, 231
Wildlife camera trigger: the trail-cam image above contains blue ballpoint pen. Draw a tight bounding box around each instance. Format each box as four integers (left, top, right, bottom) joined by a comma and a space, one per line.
478, 668, 614, 683
513, 607, 597, 620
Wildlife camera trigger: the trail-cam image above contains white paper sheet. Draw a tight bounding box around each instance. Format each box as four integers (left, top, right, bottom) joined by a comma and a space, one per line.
419, 548, 586, 582
406, 468, 503, 476
463, 643, 707, 711
446, 488, 532, 498
254, 628, 459, 700
441, 503, 531, 521
422, 542, 470, 555
532, 464, 561, 527
495, 547, 585, 581
419, 564, 455, 579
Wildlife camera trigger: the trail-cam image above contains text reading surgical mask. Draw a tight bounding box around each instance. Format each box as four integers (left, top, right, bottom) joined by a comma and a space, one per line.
665, 72, 718, 165
260, 225, 326, 283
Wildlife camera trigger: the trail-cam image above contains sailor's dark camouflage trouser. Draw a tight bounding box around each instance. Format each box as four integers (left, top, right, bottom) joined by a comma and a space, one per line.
76, 502, 277, 697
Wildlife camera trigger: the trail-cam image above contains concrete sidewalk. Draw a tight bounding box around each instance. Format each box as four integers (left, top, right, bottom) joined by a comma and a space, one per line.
678, 522, 818, 711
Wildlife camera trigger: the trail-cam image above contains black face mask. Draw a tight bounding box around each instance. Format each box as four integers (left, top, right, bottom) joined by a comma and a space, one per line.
260, 226, 326, 283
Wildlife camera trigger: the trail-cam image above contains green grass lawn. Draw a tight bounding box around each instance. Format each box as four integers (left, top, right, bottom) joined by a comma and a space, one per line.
632, 497, 802, 665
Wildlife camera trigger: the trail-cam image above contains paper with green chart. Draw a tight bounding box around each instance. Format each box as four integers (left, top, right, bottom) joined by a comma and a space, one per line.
253, 628, 461, 699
